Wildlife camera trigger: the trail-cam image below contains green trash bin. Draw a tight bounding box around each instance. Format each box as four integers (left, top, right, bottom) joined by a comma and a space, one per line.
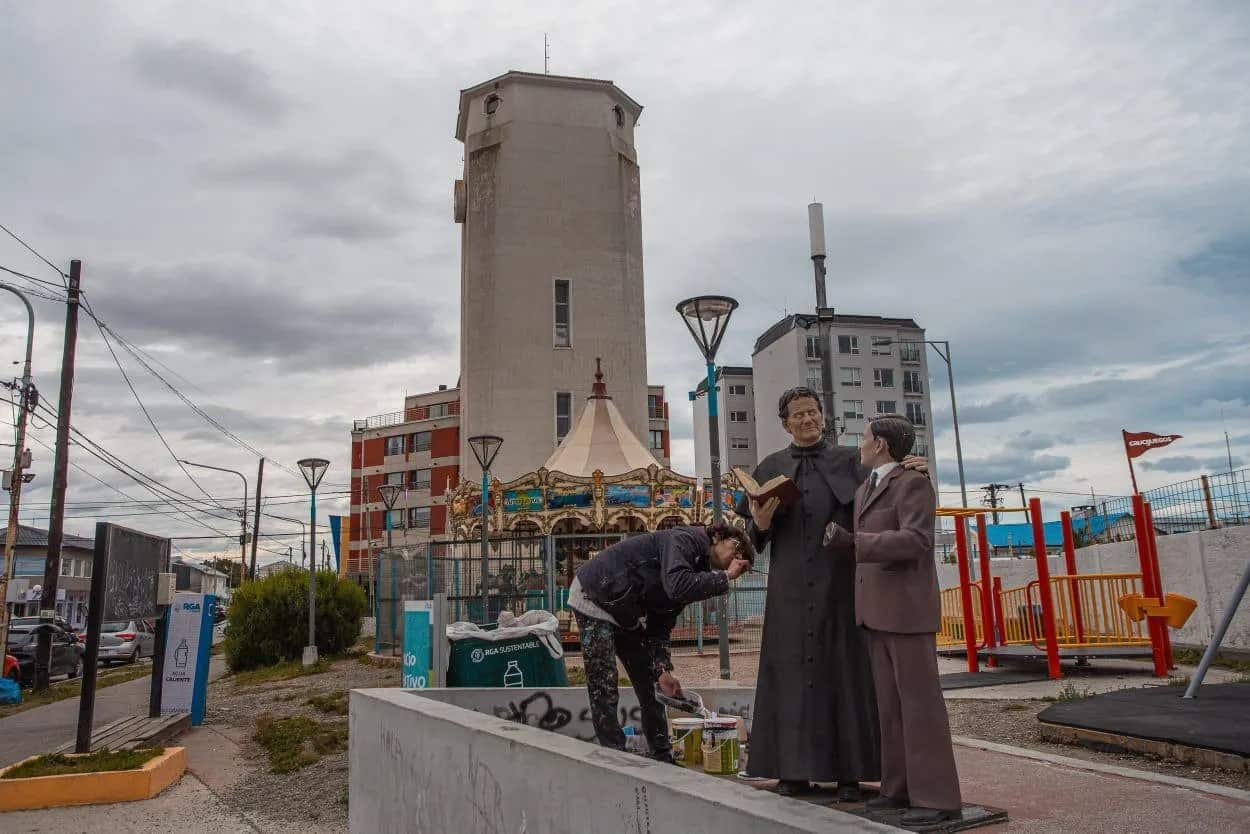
446, 615, 568, 688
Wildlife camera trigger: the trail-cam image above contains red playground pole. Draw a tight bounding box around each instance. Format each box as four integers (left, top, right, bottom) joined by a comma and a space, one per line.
976, 514, 998, 667
1132, 494, 1168, 677
1060, 511, 1086, 645
955, 518, 979, 673
1143, 502, 1173, 669
1029, 498, 1063, 679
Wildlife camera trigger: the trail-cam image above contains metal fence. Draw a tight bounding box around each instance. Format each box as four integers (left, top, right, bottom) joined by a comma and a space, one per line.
373, 532, 770, 659
1099, 468, 1250, 535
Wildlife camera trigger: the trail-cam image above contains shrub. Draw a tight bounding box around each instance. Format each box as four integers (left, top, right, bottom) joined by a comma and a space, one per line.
225, 570, 367, 671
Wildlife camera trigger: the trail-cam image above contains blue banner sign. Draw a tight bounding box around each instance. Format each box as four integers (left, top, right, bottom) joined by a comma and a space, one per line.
504, 489, 544, 513
604, 484, 650, 508
547, 486, 592, 510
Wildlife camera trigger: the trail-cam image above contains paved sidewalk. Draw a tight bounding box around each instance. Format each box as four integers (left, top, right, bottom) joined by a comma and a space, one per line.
0, 657, 227, 768
954, 738, 1250, 832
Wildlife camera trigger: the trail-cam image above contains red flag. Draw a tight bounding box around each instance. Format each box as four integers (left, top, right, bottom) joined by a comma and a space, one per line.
1123, 431, 1183, 459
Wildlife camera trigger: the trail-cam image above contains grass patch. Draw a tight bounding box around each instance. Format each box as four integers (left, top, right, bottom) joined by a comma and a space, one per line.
0, 665, 154, 719
230, 657, 334, 687
3, 748, 163, 780
1172, 648, 1250, 675
255, 715, 348, 774
306, 690, 348, 716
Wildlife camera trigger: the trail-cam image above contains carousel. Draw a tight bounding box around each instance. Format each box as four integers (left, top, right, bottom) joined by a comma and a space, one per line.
446, 362, 742, 540
445, 362, 748, 640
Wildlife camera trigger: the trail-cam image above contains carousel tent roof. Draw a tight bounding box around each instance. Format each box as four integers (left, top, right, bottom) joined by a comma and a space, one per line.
543, 361, 661, 477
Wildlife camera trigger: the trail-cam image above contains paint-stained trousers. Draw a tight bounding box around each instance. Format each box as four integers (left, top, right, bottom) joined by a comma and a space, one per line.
866, 629, 962, 811
575, 612, 671, 758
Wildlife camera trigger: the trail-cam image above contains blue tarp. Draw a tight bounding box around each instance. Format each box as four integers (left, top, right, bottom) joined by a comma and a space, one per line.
978, 513, 1130, 549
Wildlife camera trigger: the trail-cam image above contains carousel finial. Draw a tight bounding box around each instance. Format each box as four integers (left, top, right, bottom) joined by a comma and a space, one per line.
591, 358, 609, 398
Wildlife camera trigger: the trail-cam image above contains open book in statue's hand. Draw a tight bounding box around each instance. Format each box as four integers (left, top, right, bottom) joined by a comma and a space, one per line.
733, 467, 801, 508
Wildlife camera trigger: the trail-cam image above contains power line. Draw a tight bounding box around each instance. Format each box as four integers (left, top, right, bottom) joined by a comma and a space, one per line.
92, 316, 228, 512
0, 223, 67, 284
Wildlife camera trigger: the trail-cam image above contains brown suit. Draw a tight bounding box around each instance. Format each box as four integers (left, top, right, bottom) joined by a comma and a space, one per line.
828, 465, 961, 811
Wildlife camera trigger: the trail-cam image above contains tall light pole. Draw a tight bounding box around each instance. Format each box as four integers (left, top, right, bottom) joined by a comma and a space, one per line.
0, 282, 36, 660
377, 483, 401, 655
298, 457, 329, 667
677, 295, 738, 680
179, 460, 248, 585
467, 435, 503, 624
884, 338, 968, 510
808, 204, 837, 437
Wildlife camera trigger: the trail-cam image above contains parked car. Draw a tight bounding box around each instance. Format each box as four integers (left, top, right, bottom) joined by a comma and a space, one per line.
7, 625, 83, 685
84, 619, 157, 665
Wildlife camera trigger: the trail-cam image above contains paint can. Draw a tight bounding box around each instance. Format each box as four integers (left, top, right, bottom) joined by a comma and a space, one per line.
702, 717, 740, 774
671, 717, 704, 767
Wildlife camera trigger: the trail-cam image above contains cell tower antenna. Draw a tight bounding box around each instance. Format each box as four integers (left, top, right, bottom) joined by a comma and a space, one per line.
544, 33, 550, 74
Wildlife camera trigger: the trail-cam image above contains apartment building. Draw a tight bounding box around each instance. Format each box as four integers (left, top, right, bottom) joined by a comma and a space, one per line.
749, 314, 938, 479
691, 366, 757, 478
347, 385, 461, 579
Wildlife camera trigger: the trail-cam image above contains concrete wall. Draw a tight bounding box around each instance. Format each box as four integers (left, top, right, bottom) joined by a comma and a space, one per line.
350, 688, 894, 834
414, 685, 757, 741
937, 525, 1250, 650
458, 73, 649, 482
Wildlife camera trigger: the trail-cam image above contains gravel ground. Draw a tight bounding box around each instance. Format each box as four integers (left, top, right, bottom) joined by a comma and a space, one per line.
202, 653, 399, 832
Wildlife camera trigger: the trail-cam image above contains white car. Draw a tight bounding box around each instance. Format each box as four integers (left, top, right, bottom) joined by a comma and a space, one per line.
87, 619, 157, 665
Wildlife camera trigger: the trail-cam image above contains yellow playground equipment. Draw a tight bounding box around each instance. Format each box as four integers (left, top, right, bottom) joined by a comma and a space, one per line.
936, 497, 1196, 680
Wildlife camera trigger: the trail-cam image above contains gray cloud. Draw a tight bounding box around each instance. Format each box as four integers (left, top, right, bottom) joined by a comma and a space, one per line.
1140, 455, 1244, 473
5, 2, 1250, 553
129, 39, 289, 122
955, 450, 1073, 487
284, 206, 404, 241
89, 259, 450, 370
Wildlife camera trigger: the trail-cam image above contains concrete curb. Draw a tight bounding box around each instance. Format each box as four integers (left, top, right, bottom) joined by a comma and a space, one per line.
0, 746, 186, 812
951, 735, 1250, 802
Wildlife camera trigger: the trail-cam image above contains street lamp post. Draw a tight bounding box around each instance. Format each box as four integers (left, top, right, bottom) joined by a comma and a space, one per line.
467, 436, 503, 625
297, 457, 329, 667
377, 483, 402, 654
884, 339, 968, 510
677, 295, 738, 680
179, 460, 248, 585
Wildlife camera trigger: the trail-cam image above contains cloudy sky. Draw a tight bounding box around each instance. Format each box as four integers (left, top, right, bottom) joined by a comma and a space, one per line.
2, 1, 1247, 564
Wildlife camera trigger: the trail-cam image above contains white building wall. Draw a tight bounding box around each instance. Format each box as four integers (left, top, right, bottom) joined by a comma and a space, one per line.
458, 73, 648, 482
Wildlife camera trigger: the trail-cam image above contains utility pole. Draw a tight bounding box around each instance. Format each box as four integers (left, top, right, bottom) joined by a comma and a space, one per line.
1018, 483, 1027, 513
36, 260, 80, 691
981, 482, 1010, 524
0, 283, 37, 660
249, 458, 264, 579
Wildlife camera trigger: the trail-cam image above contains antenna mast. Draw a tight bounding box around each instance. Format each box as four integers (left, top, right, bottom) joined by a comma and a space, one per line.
544, 33, 550, 74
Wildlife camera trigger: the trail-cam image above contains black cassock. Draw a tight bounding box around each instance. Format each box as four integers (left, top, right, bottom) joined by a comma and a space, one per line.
736, 439, 881, 783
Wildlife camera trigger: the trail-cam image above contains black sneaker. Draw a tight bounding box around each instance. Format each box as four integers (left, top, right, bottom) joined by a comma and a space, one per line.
835, 782, 863, 802
648, 750, 676, 765
866, 794, 908, 813
901, 807, 962, 828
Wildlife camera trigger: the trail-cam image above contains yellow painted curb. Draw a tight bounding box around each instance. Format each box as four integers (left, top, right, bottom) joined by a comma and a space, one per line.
0, 746, 186, 812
